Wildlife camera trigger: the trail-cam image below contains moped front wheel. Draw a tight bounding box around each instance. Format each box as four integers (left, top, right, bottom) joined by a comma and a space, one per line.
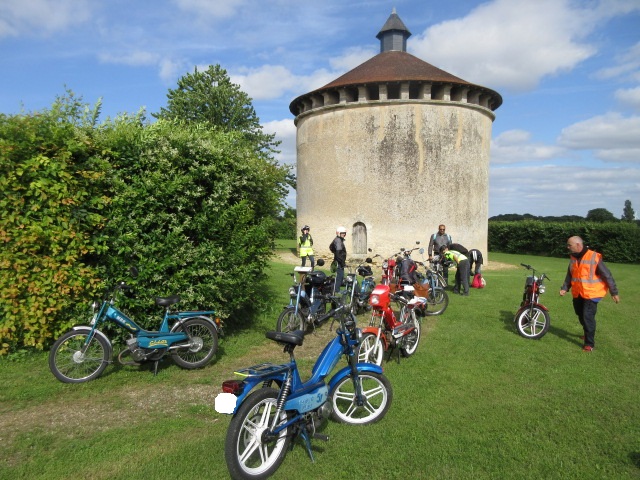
225, 388, 291, 480
425, 288, 449, 316
171, 318, 218, 369
329, 372, 393, 425
515, 306, 550, 340
276, 307, 305, 333
357, 332, 384, 366
49, 330, 110, 383
400, 310, 421, 357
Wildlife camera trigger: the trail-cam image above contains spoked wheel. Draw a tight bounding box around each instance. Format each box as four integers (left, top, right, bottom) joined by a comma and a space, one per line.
225, 388, 291, 480
515, 306, 550, 340
329, 372, 393, 425
49, 330, 110, 383
425, 288, 449, 316
357, 332, 384, 366
400, 310, 421, 357
276, 307, 305, 333
171, 318, 218, 369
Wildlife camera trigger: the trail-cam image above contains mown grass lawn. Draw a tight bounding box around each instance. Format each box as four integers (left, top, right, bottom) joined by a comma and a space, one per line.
0, 252, 638, 479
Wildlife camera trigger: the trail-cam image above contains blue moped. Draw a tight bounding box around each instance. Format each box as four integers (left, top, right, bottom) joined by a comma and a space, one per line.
48, 267, 223, 382
215, 294, 393, 479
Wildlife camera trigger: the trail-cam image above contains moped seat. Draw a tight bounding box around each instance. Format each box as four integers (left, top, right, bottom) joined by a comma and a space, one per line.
266, 330, 305, 347
155, 295, 181, 307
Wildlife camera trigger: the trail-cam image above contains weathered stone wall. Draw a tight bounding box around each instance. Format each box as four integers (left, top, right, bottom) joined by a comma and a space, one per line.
295, 100, 495, 263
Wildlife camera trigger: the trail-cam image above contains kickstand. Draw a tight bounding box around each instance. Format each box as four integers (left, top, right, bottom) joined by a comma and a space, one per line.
153, 360, 160, 376
299, 427, 316, 463
386, 345, 401, 364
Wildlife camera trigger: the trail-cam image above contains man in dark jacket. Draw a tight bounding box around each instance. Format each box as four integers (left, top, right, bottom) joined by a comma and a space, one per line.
428, 224, 452, 282
329, 226, 347, 293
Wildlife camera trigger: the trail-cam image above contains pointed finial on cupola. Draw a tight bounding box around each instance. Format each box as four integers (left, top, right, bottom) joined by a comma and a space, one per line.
376, 9, 411, 53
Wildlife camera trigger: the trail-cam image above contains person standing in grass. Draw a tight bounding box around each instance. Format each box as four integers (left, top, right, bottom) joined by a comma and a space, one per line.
559, 236, 620, 352
428, 224, 452, 282
297, 225, 315, 268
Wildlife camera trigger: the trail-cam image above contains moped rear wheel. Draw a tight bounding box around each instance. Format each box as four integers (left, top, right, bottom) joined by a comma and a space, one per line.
329, 372, 393, 425
425, 288, 449, 316
276, 307, 305, 333
515, 306, 550, 340
49, 330, 110, 383
171, 318, 218, 369
357, 332, 384, 366
225, 388, 291, 480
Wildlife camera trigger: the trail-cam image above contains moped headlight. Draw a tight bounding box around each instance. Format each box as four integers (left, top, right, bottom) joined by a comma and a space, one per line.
370, 295, 380, 306
538, 285, 546, 294
289, 287, 296, 297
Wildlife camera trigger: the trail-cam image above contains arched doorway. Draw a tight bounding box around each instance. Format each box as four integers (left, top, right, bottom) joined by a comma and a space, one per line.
352, 222, 367, 255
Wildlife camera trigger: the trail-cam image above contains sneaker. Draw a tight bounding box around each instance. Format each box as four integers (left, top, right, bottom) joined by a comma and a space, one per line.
582, 345, 593, 352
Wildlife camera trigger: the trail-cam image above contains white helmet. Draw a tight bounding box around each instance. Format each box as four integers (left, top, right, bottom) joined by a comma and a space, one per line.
336, 226, 347, 234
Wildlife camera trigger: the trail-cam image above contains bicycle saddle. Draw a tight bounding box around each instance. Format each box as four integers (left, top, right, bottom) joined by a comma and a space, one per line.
266, 330, 305, 347
155, 295, 181, 307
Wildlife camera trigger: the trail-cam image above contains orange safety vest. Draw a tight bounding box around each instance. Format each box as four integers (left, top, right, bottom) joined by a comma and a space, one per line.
569, 250, 608, 299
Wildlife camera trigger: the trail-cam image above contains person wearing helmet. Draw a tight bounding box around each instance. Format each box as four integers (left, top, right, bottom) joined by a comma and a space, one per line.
329, 226, 347, 293
297, 225, 315, 267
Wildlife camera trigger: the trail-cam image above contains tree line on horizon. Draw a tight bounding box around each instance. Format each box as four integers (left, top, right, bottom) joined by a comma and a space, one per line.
489, 201, 638, 225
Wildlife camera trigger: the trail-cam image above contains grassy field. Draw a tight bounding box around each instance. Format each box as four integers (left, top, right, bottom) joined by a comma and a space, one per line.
1, 252, 638, 479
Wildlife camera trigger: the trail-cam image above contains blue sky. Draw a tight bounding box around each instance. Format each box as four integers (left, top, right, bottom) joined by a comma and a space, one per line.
2, 0, 639, 218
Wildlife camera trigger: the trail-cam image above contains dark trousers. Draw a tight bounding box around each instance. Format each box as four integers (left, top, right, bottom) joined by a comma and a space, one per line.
301, 254, 315, 268
334, 266, 344, 294
453, 259, 470, 294
572, 296, 598, 347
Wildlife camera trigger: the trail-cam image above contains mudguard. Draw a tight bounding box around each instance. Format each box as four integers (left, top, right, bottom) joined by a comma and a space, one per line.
359, 326, 389, 350
327, 363, 384, 392
518, 302, 549, 313
71, 326, 113, 361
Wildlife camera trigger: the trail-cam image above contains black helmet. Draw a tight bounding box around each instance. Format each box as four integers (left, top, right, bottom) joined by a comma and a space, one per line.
301, 225, 310, 232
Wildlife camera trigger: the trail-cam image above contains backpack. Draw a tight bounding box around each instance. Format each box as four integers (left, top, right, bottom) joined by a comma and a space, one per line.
471, 273, 485, 289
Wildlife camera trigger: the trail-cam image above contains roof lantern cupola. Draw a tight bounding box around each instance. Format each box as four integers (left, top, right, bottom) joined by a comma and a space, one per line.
376, 7, 411, 53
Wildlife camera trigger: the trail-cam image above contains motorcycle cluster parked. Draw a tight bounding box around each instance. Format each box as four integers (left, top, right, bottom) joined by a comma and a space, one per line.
47, 240, 554, 479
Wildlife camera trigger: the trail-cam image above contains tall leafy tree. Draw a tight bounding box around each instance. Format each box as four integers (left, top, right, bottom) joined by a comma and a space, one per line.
621, 199, 635, 222
153, 65, 279, 158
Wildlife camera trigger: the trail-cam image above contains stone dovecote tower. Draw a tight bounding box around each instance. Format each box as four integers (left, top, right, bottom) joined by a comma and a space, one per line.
289, 9, 502, 260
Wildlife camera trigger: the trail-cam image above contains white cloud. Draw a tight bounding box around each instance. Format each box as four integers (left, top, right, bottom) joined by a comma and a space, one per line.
595, 42, 640, 80
558, 113, 640, 162
262, 118, 296, 166
490, 164, 640, 216
231, 46, 377, 101
232, 65, 299, 100
615, 86, 640, 111
408, 0, 640, 92
491, 129, 566, 164
0, 0, 92, 37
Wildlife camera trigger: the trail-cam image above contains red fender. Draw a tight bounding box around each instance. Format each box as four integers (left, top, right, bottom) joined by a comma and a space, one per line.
359, 326, 389, 351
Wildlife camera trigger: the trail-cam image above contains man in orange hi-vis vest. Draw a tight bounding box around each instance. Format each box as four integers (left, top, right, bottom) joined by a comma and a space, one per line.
560, 236, 620, 352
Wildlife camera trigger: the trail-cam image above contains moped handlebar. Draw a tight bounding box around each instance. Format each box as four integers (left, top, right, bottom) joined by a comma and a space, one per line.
520, 263, 550, 281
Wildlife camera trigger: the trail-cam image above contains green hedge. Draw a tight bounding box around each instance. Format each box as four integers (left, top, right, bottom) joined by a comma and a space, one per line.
488, 220, 640, 263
